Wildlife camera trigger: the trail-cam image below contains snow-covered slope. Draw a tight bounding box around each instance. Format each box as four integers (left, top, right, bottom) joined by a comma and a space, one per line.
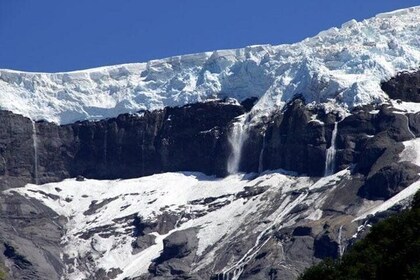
8, 167, 419, 280
7, 171, 346, 279
1, 7, 419, 124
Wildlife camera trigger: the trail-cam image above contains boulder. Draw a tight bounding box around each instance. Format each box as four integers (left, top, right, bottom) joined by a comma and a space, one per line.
149, 228, 199, 278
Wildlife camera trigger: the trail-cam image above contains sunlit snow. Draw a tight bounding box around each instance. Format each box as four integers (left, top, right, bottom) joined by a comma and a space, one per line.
0, 7, 419, 124
8, 170, 350, 279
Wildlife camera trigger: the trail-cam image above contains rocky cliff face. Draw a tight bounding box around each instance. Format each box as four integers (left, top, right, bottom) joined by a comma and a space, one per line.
0, 192, 64, 280
2, 76, 419, 189
381, 70, 420, 102
0, 100, 245, 188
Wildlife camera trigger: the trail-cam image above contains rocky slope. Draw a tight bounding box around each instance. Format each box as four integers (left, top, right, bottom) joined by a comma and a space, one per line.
299, 191, 420, 280
13, 172, 324, 279
5, 158, 420, 279
0, 6, 419, 280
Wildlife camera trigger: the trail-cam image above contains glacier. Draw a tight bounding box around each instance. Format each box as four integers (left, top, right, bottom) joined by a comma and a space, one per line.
0, 7, 419, 124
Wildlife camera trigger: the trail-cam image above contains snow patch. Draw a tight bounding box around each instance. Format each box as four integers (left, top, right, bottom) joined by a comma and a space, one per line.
400, 138, 420, 166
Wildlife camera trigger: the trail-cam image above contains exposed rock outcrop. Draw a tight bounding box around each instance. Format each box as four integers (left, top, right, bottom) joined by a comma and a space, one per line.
148, 229, 199, 279
381, 70, 420, 102
254, 98, 334, 176
358, 162, 420, 200
0, 192, 64, 280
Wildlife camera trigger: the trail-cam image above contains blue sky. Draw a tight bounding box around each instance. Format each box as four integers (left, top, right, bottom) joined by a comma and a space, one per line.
1, 0, 419, 72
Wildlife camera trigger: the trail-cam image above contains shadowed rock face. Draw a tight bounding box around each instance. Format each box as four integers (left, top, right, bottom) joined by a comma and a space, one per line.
1, 98, 333, 188
0, 192, 64, 280
252, 99, 334, 176
1, 87, 419, 198
313, 234, 339, 259
69, 101, 244, 179
381, 70, 420, 102
358, 162, 420, 200
148, 229, 199, 279
0, 101, 245, 188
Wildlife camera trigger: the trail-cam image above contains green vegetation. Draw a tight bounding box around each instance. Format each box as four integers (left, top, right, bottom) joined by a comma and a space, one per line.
299, 191, 420, 280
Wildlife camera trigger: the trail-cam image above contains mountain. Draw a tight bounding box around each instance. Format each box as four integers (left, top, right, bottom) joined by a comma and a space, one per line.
0, 7, 419, 125
0, 6, 419, 280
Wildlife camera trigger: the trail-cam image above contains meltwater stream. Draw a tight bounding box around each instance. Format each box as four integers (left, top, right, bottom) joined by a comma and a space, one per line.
324, 122, 338, 177
404, 114, 416, 139
338, 225, 345, 257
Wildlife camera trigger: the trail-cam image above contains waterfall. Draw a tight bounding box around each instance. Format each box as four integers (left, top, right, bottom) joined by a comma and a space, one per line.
324, 122, 338, 176
258, 133, 266, 173
31, 121, 39, 184
338, 225, 344, 257
227, 115, 249, 174
404, 114, 416, 139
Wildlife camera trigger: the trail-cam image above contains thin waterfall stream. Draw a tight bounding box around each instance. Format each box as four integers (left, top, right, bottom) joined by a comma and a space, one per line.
338, 225, 345, 257
404, 114, 416, 139
227, 114, 249, 174
324, 122, 338, 176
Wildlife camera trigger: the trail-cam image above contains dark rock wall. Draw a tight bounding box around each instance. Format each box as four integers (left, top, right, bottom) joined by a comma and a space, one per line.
381, 70, 420, 102
1, 96, 419, 202
0, 192, 64, 280
259, 99, 332, 176
68, 102, 242, 179
0, 71, 419, 196
0, 102, 244, 189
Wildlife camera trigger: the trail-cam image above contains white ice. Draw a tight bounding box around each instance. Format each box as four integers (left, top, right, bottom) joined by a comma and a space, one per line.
0, 7, 419, 124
